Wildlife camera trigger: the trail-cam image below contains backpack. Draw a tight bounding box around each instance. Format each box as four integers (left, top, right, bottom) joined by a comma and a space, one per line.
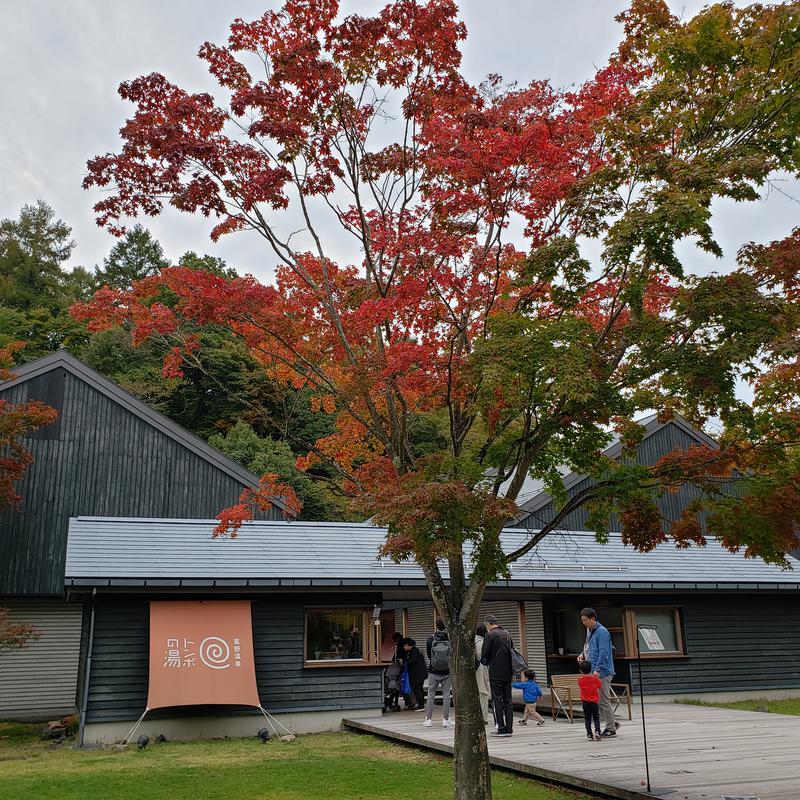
510, 646, 528, 675
430, 636, 450, 673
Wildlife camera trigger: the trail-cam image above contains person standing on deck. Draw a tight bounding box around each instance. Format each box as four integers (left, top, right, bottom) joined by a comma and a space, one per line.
474, 623, 491, 724
424, 619, 454, 728
481, 614, 514, 737
577, 607, 618, 737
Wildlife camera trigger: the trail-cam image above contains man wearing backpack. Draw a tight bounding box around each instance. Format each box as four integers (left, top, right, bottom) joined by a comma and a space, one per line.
481, 614, 515, 737
424, 619, 454, 728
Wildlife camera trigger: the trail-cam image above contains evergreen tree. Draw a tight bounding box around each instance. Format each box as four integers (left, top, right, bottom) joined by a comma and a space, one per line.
95, 224, 168, 289
210, 421, 332, 521
178, 251, 237, 279
0, 200, 74, 311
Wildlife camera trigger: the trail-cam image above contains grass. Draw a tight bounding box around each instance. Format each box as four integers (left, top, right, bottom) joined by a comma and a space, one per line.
0, 722, 592, 800
675, 697, 800, 716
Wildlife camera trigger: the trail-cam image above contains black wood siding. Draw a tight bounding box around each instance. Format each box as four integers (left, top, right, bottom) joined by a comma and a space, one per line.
521, 423, 707, 531
0, 370, 280, 595
85, 596, 384, 723
544, 594, 800, 694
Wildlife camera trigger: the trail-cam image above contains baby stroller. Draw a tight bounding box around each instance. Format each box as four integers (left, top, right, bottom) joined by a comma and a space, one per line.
383, 658, 403, 712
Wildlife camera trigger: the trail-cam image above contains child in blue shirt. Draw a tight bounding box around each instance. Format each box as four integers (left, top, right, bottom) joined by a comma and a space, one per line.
512, 669, 545, 726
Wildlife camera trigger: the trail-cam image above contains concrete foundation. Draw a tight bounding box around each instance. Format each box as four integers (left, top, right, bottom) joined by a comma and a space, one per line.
81, 707, 383, 745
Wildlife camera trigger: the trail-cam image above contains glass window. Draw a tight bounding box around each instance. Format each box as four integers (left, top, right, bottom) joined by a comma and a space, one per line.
610, 629, 627, 658
600, 607, 623, 629
306, 609, 366, 662
631, 608, 681, 654
556, 610, 587, 655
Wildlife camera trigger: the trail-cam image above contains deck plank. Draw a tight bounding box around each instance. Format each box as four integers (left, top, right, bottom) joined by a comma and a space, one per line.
343, 702, 800, 799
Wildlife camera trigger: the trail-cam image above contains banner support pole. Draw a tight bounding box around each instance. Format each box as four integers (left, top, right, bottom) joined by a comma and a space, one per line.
116, 708, 150, 750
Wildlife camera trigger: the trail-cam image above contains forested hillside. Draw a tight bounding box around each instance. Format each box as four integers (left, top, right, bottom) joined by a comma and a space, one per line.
0, 201, 342, 520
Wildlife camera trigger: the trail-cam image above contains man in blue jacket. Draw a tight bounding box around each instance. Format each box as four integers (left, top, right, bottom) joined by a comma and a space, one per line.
578, 607, 618, 737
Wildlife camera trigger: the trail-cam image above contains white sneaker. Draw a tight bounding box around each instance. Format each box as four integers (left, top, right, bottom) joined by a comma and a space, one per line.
422, 719, 433, 727
442, 719, 455, 728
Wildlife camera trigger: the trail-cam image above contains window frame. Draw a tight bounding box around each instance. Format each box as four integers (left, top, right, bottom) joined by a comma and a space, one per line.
303, 606, 376, 668
623, 606, 686, 658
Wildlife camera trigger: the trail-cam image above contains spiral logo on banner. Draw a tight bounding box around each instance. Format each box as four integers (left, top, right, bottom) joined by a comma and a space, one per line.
199, 636, 231, 669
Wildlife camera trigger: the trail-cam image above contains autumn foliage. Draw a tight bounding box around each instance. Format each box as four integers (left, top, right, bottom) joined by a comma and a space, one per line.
76, 4, 800, 795
0, 607, 39, 652
78, 0, 800, 565
73, 0, 800, 798
0, 343, 59, 511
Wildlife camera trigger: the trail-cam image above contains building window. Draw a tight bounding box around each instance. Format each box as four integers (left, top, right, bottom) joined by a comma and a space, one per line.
624, 607, 684, 656
305, 609, 369, 664
553, 607, 628, 658
550, 605, 685, 660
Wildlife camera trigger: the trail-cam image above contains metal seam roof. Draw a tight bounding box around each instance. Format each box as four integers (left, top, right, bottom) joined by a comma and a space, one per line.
65, 517, 800, 589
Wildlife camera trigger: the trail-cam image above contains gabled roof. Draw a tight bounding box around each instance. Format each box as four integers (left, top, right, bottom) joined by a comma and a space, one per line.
513, 413, 719, 521
65, 517, 800, 592
0, 350, 289, 512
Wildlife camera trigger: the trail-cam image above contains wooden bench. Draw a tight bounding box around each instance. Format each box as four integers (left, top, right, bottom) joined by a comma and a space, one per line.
549, 674, 632, 723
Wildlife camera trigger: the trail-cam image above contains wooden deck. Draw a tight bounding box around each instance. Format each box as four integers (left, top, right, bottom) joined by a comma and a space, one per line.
344, 702, 800, 799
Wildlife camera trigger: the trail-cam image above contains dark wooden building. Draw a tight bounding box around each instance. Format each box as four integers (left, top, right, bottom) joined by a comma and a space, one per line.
0, 351, 285, 719
513, 413, 719, 531
65, 518, 800, 743
5, 353, 800, 739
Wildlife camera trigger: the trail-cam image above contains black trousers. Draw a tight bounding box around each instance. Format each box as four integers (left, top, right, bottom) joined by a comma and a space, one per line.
582, 700, 600, 735
490, 679, 513, 733
405, 681, 425, 708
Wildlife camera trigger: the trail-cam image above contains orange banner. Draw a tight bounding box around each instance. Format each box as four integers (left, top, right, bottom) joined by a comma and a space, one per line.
147, 600, 260, 709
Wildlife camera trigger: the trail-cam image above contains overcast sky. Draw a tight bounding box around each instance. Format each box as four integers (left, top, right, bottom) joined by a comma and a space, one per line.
1, 0, 797, 282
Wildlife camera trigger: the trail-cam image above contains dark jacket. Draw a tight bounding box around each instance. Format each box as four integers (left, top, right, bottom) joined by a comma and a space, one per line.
426, 630, 450, 675
405, 645, 427, 685
481, 625, 513, 681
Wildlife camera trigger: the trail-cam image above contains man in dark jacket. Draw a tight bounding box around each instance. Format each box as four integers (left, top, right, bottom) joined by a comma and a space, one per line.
424, 619, 454, 728
402, 638, 427, 710
481, 614, 514, 736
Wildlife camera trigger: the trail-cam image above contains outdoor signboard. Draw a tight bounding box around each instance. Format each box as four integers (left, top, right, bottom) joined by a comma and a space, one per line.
637, 624, 665, 652
147, 600, 261, 709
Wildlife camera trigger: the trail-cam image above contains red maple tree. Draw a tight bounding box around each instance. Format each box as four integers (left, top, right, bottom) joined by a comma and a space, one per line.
0, 344, 59, 511
76, 2, 800, 796
0, 343, 57, 650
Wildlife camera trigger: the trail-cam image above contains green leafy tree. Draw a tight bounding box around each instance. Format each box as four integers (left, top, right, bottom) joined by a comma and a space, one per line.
178, 251, 237, 279
95, 224, 168, 289
0, 201, 74, 312
61, 266, 98, 304
210, 421, 332, 520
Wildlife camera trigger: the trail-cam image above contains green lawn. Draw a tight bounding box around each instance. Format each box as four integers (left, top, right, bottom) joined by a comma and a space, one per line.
676, 697, 800, 715
0, 723, 590, 800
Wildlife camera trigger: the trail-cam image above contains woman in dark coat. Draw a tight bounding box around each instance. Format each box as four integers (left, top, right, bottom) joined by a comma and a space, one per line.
402, 638, 427, 711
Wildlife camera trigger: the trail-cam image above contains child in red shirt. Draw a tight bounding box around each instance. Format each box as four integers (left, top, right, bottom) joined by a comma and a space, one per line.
578, 660, 602, 741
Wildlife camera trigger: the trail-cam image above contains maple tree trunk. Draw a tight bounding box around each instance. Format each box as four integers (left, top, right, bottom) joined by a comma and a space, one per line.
449, 617, 493, 800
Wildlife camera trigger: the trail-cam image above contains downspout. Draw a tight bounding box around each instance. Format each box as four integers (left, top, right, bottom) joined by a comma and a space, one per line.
78, 588, 96, 748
